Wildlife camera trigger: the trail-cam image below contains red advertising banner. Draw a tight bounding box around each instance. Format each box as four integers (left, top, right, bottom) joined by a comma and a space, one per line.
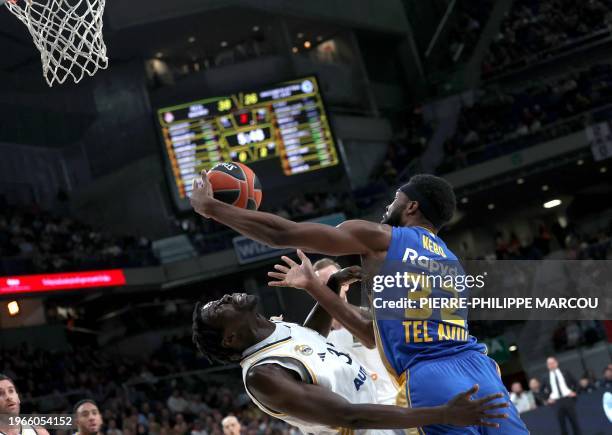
605, 320, 612, 343
0, 270, 126, 295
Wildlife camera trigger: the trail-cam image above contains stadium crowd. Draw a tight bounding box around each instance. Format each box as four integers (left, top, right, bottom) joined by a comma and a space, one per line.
457, 213, 612, 262
439, 63, 612, 173
441, 0, 494, 69
510, 361, 612, 414
1, 343, 295, 435
482, 0, 612, 77
0, 202, 157, 275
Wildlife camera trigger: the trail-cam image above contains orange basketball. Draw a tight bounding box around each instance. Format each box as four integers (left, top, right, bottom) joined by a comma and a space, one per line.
208, 162, 262, 210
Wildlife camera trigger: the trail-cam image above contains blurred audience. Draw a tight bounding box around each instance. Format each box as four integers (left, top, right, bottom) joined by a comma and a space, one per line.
528, 378, 547, 407
437, 0, 494, 70
602, 366, 612, 390
2, 342, 295, 435
440, 63, 612, 173
0, 203, 156, 274
577, 376, 597, 395
509, 382, 537, 413
482, 0, 612, 77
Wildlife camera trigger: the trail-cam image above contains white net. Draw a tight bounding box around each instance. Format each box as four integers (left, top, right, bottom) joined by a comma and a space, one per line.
4, 0, 108, 86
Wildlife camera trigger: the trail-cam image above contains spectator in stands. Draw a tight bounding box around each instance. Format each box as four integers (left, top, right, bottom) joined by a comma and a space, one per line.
173, 414, 189, 435
167, 390, 189, 414
221, 416, 241, 435
190, 420, 207, 435
74, 399, 104, 435
107, 419, 123, 435
542, 356, 582, 435
509, 382, 536, 413
528, 378, 548, 407
188, 394, 210, 416
601, 367, 612, 390
577, 376, 597, 394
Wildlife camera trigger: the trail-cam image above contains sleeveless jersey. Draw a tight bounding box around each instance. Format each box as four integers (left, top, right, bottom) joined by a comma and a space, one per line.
374, 226, 486, 377
241, 321, 387, 435
327, 327, 398, 405
0, 425, 38, 435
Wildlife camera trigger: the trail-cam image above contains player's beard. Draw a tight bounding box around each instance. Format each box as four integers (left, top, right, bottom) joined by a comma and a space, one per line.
381, 205, 404, 227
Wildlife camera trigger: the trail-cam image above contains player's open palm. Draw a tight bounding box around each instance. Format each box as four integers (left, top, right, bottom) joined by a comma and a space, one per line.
442, 385, 509, 427
268, 250, 317, 290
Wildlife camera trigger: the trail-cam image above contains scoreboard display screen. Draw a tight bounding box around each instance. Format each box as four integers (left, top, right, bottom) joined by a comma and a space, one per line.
157, 76, 339, 208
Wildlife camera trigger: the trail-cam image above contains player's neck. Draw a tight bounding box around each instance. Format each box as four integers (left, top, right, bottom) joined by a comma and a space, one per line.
405, 220, 437, 235
251, 316, 277, 345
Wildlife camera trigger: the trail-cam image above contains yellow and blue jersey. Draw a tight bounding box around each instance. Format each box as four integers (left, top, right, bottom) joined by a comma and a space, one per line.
374, 226, 486, 377
373, 226, 529, 434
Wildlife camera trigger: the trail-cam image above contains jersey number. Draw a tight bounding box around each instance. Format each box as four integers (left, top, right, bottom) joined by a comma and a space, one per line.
326, 342, 352, 364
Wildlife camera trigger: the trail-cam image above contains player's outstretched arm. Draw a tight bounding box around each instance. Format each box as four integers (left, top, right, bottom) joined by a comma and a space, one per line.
247, 364, 509, 429
269, 250, 376, 349
302, 259, 363, 337
189, 171, 390, 256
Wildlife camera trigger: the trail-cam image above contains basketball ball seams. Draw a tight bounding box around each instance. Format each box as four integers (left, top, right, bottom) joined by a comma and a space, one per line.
208, 162, 261, 210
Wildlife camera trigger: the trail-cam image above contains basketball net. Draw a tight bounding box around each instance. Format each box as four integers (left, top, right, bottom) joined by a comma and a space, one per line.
3, 0, 108, 87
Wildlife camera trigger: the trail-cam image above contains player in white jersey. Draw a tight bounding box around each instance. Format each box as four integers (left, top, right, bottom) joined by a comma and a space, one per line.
192, 268, 509, 434
312, 259, 398, 407
0, 374, 49, 435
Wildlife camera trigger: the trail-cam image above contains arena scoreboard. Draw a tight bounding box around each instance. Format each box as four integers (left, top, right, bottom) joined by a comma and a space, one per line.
157, 76, 339, 204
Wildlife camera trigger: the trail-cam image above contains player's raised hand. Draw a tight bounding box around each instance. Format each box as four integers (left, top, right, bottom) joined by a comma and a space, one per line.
268, 250, 318, 290
190, 170, 214, 217
441, 384, 509, 427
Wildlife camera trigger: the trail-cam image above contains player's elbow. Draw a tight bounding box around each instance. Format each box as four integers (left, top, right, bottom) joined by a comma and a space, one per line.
357, 325, 376, 349
361, 336, 376, 349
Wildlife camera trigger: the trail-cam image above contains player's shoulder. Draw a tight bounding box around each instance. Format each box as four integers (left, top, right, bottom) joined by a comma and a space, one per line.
337, 219, 391, 251
337, 219, 386, 232
246, 363, 294, 392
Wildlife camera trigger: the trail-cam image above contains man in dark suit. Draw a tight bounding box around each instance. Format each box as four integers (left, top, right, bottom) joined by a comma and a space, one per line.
542, 356, 582, 435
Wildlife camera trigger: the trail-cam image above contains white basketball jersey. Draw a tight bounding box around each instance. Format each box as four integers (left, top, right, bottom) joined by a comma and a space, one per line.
328, 328, 399, 405
241, 321, 387, 435
0, 425, 38, 435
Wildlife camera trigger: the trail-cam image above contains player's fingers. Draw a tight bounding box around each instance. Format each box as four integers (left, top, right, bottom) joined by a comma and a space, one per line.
478, 421, 500, 428
463, 384, 479, 397
296, 249, 310, 265
268, 281, 287, 287
481, 402, 509, 411
267, 271, 286, 280
274, 264, 290, 273
476, 392, 504, 405
481, 413, 508, 420
281, 255, 298, 267
200, 170, 211, 185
